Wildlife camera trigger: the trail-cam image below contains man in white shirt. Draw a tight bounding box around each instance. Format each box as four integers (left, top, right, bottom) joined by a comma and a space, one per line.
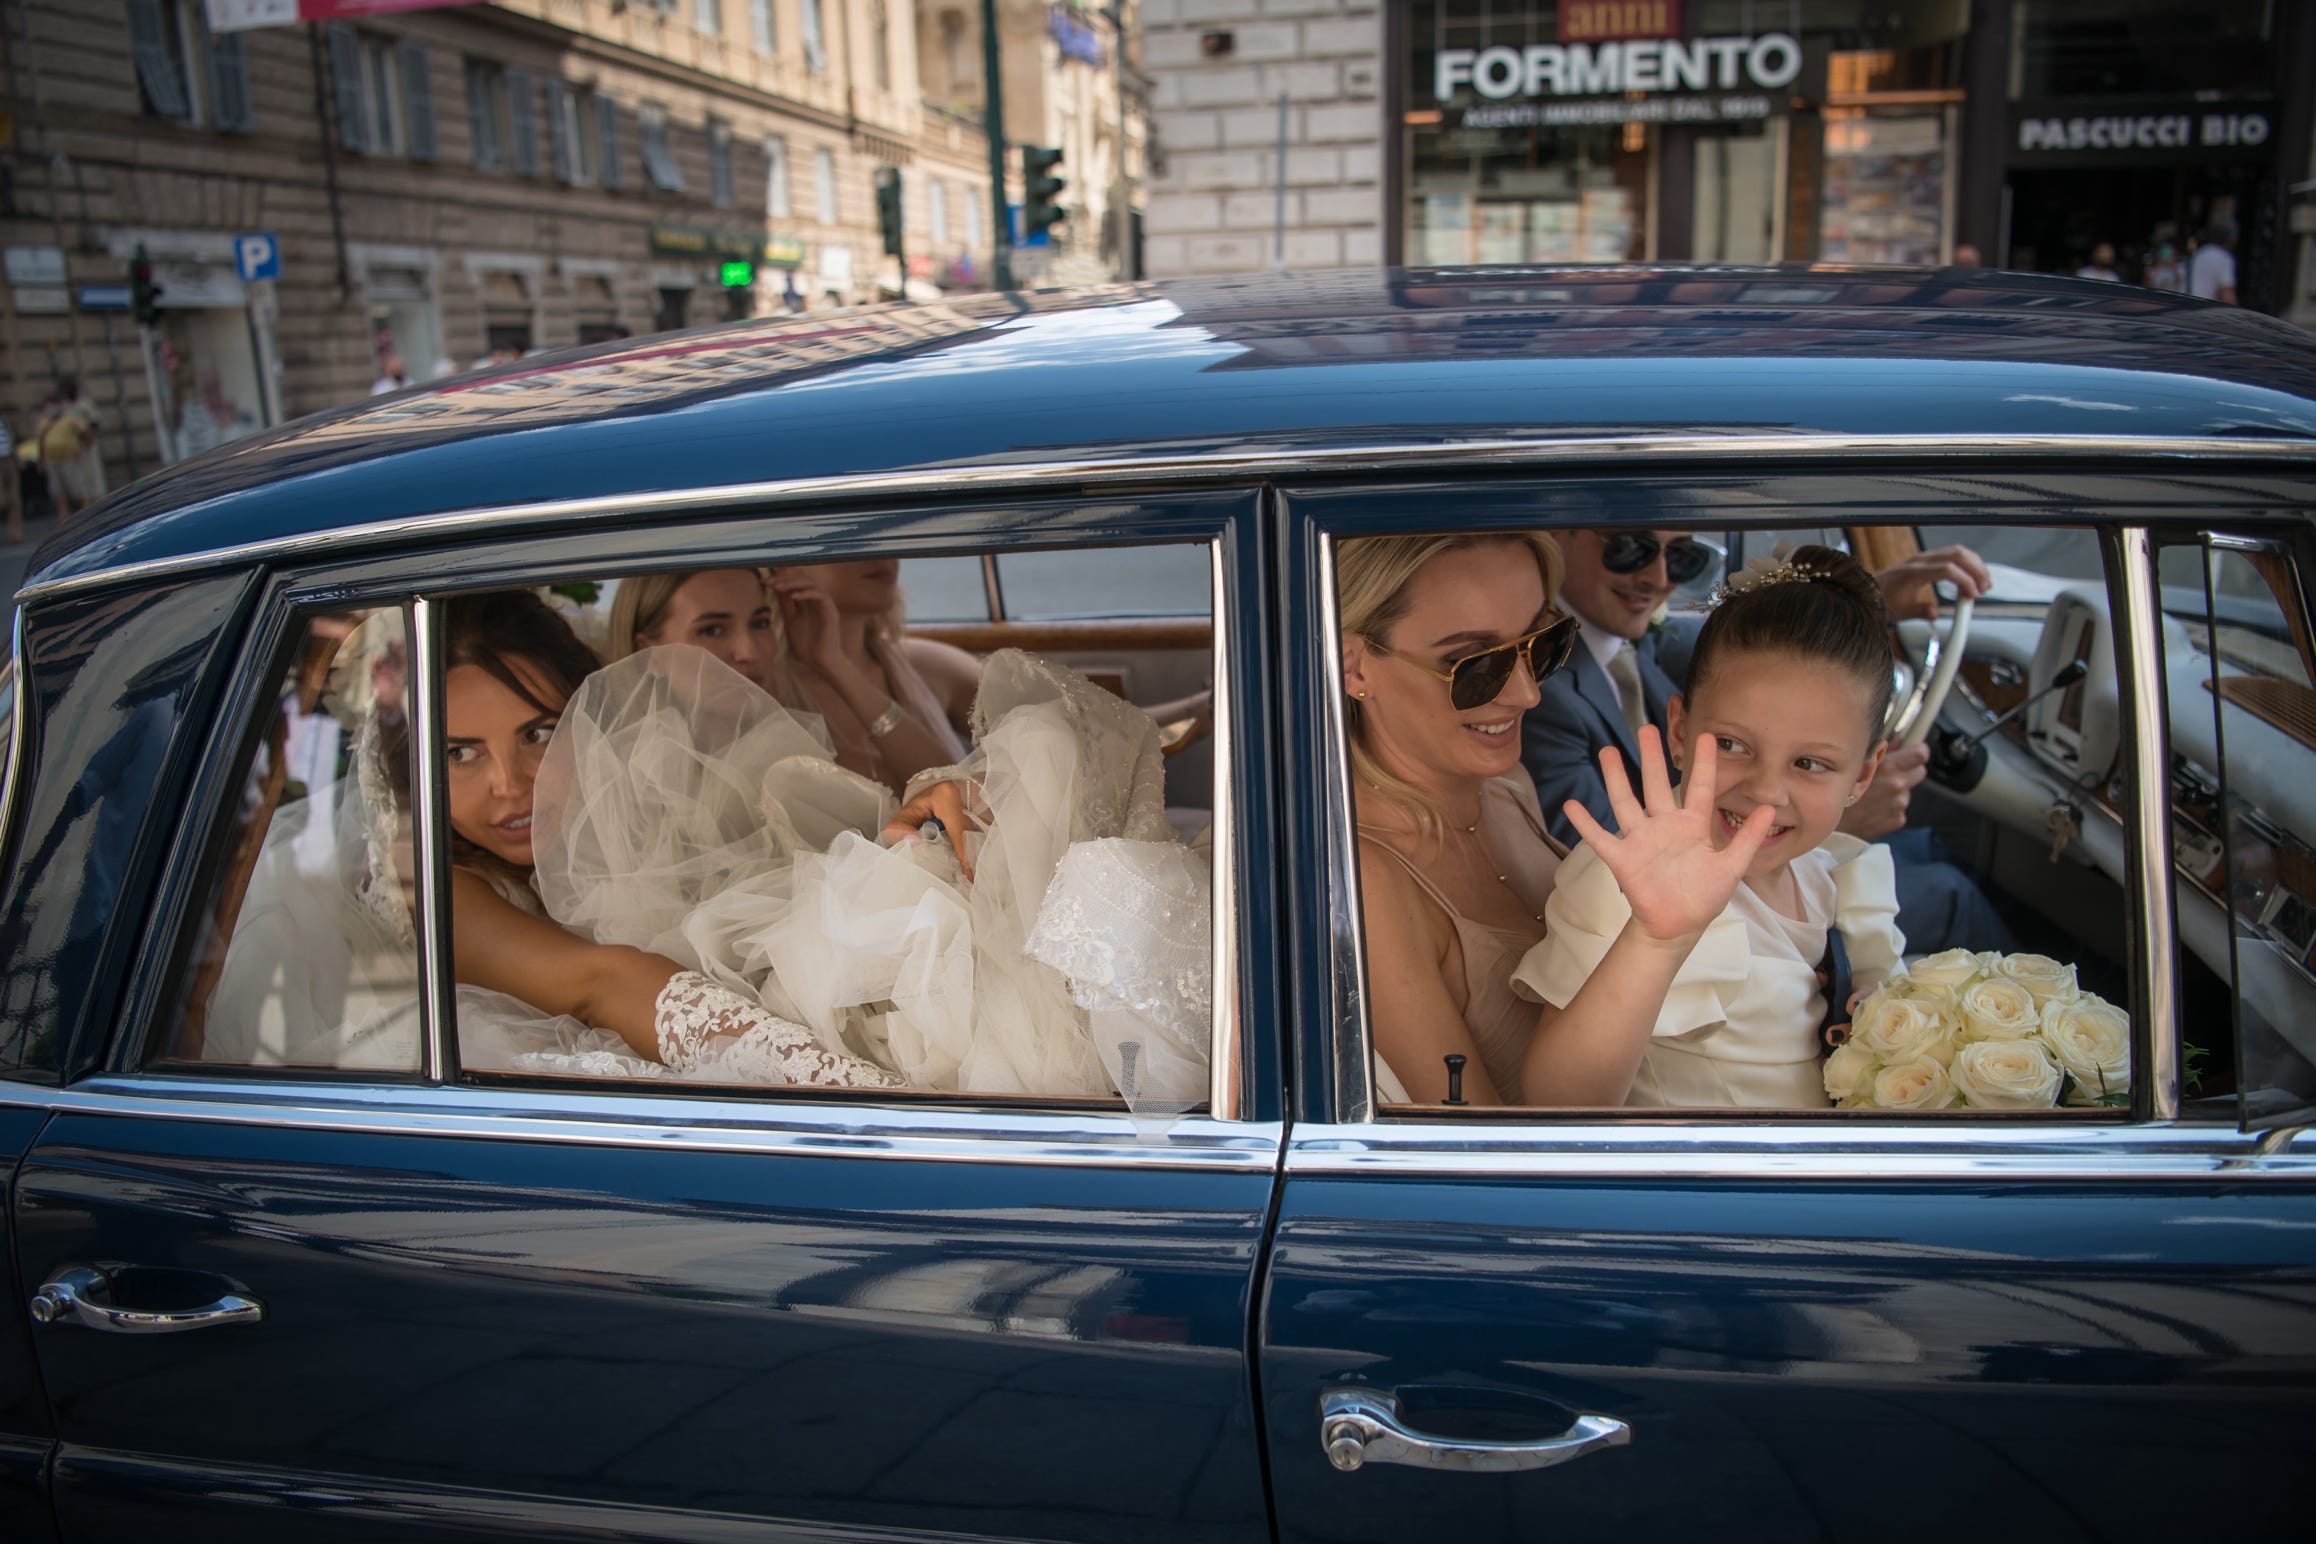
2075, 243, 2121, 282
1522, 528, 2010, 953
2188, 219, 2238, 305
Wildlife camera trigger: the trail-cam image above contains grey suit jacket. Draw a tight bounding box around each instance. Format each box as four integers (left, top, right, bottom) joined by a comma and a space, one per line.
1520, 627, 1682, 848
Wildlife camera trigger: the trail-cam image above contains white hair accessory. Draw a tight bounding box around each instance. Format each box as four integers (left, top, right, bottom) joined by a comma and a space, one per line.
1711, 541, 1821, 605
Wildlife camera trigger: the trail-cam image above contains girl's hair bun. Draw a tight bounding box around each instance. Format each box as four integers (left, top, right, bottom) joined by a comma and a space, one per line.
1688, 543, 1894, 734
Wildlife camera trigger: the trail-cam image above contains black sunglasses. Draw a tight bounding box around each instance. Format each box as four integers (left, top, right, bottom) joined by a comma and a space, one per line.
1599, 533, 1723, 586
1366, 614, 1581, 710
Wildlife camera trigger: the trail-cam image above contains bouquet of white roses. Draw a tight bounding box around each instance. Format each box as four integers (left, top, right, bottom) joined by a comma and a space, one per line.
1824, 950, 2130, 1111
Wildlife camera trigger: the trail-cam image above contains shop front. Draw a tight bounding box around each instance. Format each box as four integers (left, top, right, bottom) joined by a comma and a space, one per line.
105, 229, 283, 466
1392, 2, 1973, 270
1998, 0, 2289, 297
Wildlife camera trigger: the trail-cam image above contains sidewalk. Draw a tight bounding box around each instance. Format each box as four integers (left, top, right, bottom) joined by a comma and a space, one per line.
1, 510, 62, 607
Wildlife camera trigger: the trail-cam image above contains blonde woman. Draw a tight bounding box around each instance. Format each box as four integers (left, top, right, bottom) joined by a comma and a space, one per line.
1339, 533, 1773, 1107
605, 569, 778, 691
767, 559, 978, 792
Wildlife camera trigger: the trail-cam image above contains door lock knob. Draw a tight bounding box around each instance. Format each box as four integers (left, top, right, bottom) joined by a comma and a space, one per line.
1324, 1418, 1368, 1471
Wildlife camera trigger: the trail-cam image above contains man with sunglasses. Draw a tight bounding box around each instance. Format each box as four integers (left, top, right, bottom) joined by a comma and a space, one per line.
1522, 528, 2011, 956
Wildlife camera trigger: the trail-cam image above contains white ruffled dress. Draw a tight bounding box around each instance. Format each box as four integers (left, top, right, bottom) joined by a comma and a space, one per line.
1511, 834, 1905, 1109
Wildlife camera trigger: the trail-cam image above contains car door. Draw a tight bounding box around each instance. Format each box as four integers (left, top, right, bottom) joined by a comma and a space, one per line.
1260, 466, 2316, 1544
10, 490, 1286, 1543
0, 574, 254, 1544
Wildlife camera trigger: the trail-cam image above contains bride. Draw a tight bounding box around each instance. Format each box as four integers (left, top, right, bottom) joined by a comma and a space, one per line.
530, 606, 1211, 1109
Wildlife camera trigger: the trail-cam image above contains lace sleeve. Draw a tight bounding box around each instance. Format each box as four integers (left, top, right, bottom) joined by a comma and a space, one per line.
654, 970, 904, 1089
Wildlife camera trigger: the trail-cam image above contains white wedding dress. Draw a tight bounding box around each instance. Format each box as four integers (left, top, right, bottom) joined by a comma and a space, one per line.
472, 646, 1213, 1110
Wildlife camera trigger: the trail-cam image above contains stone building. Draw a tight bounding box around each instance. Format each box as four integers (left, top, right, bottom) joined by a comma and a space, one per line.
0, 0, 1009, 479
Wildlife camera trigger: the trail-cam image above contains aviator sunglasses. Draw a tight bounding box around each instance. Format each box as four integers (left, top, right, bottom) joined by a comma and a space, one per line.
1598, 532, 1724, 586
1365, 614, 1581, 711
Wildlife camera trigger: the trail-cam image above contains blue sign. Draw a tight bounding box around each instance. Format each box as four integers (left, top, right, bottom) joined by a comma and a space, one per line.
76, 284, 131, 312
233, 231, 280, 282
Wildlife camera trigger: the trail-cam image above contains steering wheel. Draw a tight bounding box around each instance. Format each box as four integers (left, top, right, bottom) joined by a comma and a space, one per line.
1893, 598, 1975, 748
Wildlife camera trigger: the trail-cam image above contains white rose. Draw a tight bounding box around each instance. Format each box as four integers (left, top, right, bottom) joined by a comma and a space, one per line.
1903, 948, 1986, 990
2041, 994, 2131, 1104
1995, 952, 2079, 1006
1951, 1039, 2064, 1109
1851, 983, 1957, 1065
1823, 1040, 1876, 1103
1868, 1057, 1959, 1111
1958, 977, 2042, 1042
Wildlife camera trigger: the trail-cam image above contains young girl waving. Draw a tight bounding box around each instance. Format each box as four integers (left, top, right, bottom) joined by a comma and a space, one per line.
1516, 546, 1908, 1107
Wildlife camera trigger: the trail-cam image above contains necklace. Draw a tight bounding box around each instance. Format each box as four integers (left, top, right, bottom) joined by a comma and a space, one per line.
1360, 780, 1544, 923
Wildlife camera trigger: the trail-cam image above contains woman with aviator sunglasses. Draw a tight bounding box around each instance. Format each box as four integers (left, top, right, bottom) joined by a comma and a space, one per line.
1341, 533, 1773, 1107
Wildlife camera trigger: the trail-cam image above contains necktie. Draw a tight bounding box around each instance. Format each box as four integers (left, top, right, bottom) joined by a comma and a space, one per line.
1605, 639, 1648, 738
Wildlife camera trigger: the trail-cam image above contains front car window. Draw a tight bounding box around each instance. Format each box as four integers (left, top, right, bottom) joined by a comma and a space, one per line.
1328, 508, 2143, 1120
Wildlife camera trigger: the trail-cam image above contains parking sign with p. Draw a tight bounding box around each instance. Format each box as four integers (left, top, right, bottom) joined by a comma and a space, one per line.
234, 232, 280, 283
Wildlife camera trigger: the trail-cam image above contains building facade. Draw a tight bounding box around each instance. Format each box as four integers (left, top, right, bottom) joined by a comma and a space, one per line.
1141, 0, 2316, 321
0, 0, 1016, 479
917, 0, 1146, 285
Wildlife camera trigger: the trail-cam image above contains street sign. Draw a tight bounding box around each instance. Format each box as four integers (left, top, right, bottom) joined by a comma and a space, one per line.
3, 244, 65, 285
77, 284, 131, 312
233, 232, 281, 283
12, 287, 69, 314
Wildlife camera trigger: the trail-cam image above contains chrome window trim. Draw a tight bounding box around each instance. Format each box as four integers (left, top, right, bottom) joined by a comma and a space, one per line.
1315, 532, 1376, 1125
409, 598, 454, 1085
0, 1074, 1280, 1171
2115, 527, 2180, 1120
0, 606, 26, 867
1207, 538, 1243, 1118
22, 434, 2316, 606
1285, 1119, 2315, 1179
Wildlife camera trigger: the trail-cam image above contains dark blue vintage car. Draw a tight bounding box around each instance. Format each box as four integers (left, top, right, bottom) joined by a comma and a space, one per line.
2, 267, 2313, 1543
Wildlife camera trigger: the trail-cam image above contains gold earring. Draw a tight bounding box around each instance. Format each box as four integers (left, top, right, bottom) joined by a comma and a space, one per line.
1356, 690, 1369, 699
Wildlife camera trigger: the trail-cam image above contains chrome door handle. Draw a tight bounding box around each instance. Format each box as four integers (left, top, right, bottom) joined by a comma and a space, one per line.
28, 1267, 264, 1335
1320, 1388, 1630, 1474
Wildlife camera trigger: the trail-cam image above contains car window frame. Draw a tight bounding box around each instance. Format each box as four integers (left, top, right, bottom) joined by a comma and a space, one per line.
1278, 460, 2316, 1168
93, 487, 1276, 1150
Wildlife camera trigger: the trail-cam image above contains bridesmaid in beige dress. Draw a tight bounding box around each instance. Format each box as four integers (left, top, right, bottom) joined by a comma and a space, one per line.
1338, 532, 1774, 1107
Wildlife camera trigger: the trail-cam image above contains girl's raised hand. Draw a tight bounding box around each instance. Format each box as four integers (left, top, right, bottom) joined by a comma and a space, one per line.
1562, 727, 1773, 945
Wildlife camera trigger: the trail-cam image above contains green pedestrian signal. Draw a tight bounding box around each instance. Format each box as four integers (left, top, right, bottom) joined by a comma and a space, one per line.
1021, 146, 1066, 238
719, 259, 756, 288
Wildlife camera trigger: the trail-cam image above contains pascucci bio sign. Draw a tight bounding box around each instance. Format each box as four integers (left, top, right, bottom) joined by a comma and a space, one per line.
1434, 33, 1802, 102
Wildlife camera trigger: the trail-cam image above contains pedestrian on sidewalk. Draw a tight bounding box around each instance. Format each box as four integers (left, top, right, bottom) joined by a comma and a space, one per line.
2189, 219, 2239, 305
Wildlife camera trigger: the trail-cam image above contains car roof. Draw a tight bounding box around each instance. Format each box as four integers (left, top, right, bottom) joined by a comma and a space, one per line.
27, 264, 2316, 594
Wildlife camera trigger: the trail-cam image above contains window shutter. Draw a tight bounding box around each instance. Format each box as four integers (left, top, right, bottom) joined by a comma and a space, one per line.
465, 64, 499, 168
327, 23, 369, 152
642, 109, 684, 192
506, 69, 541, 176
708, 123, 733, 207
126, 0, 192, 123
801, 0, 827, 73
206, 30, 254, 134
596, 95, 624, 189
400, 42, 437, 161
545, 80, 574, 182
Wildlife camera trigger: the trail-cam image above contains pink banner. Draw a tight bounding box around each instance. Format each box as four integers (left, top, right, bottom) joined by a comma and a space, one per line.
301, 0, 488, 16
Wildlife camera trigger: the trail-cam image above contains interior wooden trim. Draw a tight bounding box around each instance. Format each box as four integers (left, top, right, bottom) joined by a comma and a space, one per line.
914, 620, 1213, 653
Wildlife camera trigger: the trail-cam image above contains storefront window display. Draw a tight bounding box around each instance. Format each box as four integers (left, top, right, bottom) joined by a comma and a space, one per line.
154, 306, 266, 461
1398, 2, 1972, 269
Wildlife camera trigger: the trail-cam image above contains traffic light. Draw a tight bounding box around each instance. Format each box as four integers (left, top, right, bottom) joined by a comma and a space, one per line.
1021, 146, 1065, 239
874, 167, 904, 260
130, 243, 163, 326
